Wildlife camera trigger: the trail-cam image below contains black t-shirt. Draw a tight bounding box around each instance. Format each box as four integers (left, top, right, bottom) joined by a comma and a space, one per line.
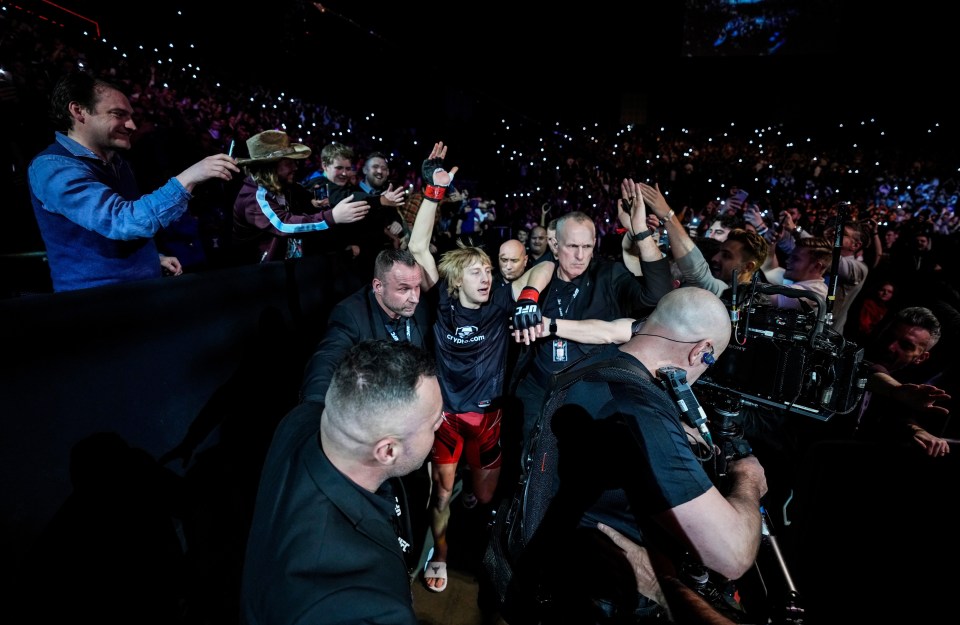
548, 347, 715, 549
520, 258, 673, 388
433, 278, 514, 413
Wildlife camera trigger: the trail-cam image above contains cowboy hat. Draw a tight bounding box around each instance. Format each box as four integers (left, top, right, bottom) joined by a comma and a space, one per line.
236, 130, 311, 165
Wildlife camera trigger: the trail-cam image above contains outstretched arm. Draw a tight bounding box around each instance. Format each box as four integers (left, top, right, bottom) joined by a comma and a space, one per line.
866, 372, 951, 418
538, 317, 635, 345
509, 260, 556, 344
176, 153, 240, 193
595, 523, 669, 613
640, 182, 729, 295
621, 179, 664, 263
408, 142, 458, 291
639, 182, 696, 261
865, 370, 952, 455
511, 259, 555, 296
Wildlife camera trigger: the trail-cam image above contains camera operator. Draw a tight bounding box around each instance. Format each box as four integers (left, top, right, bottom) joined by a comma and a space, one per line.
505, 287, 768, 624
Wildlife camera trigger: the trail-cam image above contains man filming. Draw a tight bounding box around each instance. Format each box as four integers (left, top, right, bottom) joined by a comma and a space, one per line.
504, 287, 768, 624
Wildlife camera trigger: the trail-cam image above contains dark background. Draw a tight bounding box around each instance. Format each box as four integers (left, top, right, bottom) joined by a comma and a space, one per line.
3, 4, 958, 622
66, 0, 953, 132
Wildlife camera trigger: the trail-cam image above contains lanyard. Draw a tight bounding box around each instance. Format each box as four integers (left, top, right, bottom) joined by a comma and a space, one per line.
556, 287, 580, 319
393, 495, 411, 555
385, 318, 411, 342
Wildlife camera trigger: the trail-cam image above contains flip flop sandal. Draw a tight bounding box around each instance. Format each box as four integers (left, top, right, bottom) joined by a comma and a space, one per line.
423, 560, 448, 593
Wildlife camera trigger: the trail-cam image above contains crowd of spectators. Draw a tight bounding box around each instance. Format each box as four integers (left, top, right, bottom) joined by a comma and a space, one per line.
5, 5, 959, 622
2, 6, 959, 326
5, 4, 960, 350
4, 6, 959, 287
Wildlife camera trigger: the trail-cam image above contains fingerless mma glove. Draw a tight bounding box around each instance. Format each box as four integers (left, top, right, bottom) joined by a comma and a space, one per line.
422, 155, 450, 202
513, 286, 542, 331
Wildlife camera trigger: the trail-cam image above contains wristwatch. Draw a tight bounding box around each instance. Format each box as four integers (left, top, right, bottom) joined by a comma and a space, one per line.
549, 319, 558, 336
630, 227, 656, 242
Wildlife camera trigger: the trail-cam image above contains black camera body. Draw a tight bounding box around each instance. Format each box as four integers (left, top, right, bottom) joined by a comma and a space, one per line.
697, 302, 867, 421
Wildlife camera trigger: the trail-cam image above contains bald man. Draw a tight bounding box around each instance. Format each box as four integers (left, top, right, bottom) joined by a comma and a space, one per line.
495, 238, 529, 285
506, 287, 767, 622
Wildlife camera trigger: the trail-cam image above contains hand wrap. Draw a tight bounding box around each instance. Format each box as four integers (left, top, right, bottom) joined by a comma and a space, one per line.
423, 184, 446, 201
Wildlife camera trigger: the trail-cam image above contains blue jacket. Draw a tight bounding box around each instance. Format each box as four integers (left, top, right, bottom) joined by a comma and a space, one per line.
28, 132, 192, 292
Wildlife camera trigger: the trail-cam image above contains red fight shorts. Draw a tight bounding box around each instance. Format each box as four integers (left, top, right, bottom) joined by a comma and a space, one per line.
431, 408, 503, 470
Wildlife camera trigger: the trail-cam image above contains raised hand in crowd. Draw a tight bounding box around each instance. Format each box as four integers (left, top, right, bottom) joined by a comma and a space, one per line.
638, 181, 672, 222
778, 209, 799, 235
176, 153, 241, 192
541, 201, 552, 226
619, 179, 649, 233
380, 183, 408, 208
743, 204, 773, 240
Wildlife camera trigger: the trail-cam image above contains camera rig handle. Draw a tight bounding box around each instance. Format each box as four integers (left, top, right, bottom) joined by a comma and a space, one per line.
702, 391, 807, 625
826, 201, 852, 320
657, 366, 714, 449
660, 369, 806, 624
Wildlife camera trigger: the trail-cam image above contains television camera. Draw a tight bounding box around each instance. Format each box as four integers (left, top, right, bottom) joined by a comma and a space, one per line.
660, 363, 806, 625
697, 200, 870, 422
695, 277, 868, 422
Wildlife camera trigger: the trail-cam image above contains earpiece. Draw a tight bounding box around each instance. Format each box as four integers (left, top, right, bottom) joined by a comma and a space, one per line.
701, 351, 716, 366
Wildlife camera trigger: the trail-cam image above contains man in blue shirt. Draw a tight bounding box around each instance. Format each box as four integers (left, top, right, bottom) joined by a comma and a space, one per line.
28, 71, 239, 292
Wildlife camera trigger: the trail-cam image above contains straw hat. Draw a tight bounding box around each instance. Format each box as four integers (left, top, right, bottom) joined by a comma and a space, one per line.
236, 130, 311, 165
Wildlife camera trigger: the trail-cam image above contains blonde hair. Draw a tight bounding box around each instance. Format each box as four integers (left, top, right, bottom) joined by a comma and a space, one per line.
245, 161, 284, 195
437, 241, 491, 297
321, 142, 355, 167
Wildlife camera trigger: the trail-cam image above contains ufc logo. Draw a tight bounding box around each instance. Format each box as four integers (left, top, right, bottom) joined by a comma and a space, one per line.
516, 305, 537, 314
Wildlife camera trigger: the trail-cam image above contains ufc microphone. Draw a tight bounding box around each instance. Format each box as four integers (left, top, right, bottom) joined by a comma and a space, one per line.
658, 366, 713, 449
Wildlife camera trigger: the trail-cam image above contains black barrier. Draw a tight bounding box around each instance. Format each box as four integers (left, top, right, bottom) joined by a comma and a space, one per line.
0, 256, 336, 571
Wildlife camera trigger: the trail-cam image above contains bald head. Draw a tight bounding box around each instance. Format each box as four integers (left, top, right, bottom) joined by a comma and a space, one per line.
628, 287, 732, 382
498, 239, 528, 281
